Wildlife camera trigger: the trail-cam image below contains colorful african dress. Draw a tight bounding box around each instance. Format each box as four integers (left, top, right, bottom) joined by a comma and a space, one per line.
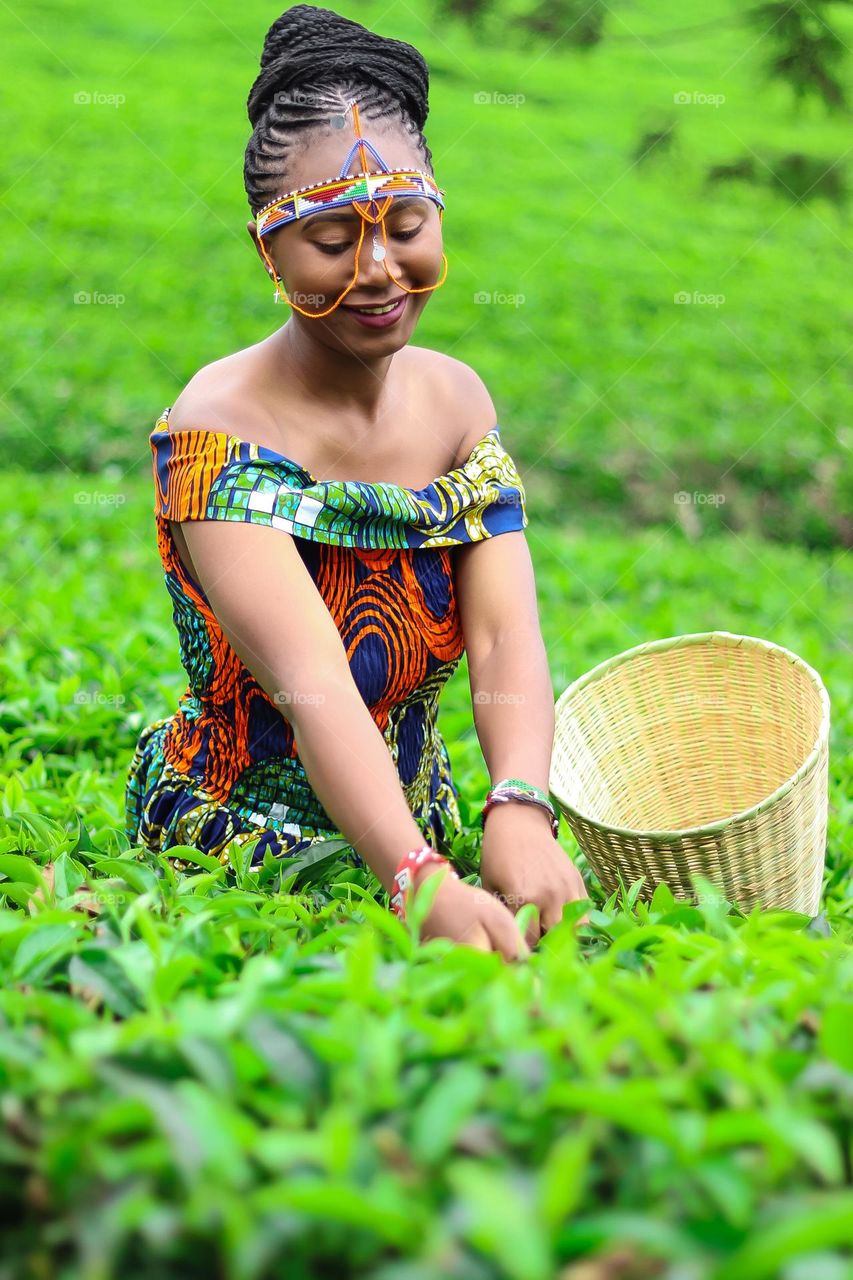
124, 407, 529, 873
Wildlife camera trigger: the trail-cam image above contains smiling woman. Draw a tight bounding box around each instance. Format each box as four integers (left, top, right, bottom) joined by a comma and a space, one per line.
124, 2, 587, 957
246, 106, 448, 328
311, 194, 437, 327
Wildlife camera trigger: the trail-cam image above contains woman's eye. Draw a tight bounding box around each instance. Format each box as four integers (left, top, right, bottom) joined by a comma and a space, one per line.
313, 226, 423, 255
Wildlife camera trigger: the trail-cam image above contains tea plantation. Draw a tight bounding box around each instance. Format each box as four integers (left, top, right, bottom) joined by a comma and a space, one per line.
1, 1, 851, 1276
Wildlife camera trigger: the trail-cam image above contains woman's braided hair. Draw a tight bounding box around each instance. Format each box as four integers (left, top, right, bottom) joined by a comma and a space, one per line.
244, 4, 435, 217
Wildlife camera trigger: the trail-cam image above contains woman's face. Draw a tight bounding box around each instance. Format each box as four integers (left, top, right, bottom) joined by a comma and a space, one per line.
247, 124, 444, 354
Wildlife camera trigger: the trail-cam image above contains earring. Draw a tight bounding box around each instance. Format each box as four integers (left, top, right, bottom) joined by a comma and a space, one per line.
268, 269, 283, 304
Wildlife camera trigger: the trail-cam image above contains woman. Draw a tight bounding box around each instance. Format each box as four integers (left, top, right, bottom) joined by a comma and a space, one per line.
125, 3, 588, 958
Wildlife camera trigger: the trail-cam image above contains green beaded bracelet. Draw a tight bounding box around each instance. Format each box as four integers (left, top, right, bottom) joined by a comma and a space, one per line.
481, 778, 560, 838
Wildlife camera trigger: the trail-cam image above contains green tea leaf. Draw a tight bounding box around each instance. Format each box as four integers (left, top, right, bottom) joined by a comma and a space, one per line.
68, 950, 140, 1016
410, 1062, 485, 1163
447, 1161, 552, 1280
538, 1126, 593, 1230
0, 853, 48, 889
710, 1191, 853, 1280
13, 923, 80, 981
51, 852, 86, 899
820, 1003, 853, 1072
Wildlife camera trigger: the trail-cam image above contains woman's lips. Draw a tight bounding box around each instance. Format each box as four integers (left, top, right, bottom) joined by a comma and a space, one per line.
340, 296, 408, 328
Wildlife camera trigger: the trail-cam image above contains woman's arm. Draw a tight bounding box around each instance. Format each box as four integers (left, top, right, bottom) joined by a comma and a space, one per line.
454, 528, 590, 940
454, 530, 554, 796
177, 517, 429, 894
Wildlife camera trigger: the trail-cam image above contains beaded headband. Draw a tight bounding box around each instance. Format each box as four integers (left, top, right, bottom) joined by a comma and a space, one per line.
254, 167, 445, 240
252, 99, 448, 319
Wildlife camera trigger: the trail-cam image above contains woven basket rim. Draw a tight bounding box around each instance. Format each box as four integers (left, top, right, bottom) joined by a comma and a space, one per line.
549, 630, 831, 841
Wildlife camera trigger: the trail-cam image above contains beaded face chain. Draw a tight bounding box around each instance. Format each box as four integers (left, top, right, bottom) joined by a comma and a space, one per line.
253, 99, 448, 318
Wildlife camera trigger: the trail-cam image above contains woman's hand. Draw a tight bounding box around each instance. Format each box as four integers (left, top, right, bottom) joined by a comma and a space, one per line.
411, 860, 531, 962
479, 802, 590, 947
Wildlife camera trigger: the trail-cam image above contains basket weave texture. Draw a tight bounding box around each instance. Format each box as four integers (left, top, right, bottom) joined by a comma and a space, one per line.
549, 631, 830, 915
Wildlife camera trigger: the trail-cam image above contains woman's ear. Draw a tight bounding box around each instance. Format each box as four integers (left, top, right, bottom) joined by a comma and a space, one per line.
246, 220, 270, 271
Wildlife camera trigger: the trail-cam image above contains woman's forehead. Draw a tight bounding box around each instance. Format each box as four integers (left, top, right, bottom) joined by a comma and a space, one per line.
284, 124, 424, 190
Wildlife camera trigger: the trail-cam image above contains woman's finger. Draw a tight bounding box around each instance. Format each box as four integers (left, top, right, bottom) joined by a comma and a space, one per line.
539, 884, 591, 934
458, 920, 493, 953
485, 900, 531, 963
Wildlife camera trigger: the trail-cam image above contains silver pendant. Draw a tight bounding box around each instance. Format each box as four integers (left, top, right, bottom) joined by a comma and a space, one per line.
372, 242, 386, 261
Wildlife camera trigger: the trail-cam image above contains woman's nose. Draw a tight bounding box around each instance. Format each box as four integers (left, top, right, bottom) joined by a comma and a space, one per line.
355, 224, 398, 282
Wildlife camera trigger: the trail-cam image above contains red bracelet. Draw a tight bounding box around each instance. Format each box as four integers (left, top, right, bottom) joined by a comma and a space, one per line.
390, 845, 458, 922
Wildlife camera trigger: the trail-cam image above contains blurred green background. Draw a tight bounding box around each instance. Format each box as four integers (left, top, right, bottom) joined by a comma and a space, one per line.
2, 0, 851, 543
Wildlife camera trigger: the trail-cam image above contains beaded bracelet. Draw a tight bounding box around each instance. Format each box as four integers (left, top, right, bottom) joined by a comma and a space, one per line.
481, 777, 560, 839
390, 845, 459, 923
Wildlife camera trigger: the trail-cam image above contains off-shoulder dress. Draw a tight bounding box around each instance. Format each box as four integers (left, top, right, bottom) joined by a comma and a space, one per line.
124, 407, 528, 872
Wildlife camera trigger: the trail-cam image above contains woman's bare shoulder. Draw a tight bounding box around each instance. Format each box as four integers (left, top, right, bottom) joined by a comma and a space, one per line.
407, 346, 499, 466
163, 347, 270, 437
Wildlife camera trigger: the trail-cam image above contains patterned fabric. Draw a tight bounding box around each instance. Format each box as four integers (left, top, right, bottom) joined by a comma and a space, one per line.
124, 407, 528, 874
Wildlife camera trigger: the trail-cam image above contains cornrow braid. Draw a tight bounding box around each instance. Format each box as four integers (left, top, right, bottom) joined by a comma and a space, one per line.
244, 3, 435, 218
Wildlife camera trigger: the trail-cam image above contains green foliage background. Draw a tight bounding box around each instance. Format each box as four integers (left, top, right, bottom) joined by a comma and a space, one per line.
2, 0, 851, 543
0, 2, 851, 1276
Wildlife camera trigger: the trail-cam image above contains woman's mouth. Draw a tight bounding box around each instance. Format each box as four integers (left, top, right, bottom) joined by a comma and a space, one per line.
340, 296, 408, 328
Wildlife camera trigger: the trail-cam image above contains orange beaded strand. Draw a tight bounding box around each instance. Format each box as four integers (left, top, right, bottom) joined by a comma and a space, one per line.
254, 98, 448, 319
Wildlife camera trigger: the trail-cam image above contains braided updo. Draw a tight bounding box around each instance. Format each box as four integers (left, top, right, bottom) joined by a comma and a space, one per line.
244, 4, 435, 217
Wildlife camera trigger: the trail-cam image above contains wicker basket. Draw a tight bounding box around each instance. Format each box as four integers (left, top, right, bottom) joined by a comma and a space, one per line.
549, 631, 830, 915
